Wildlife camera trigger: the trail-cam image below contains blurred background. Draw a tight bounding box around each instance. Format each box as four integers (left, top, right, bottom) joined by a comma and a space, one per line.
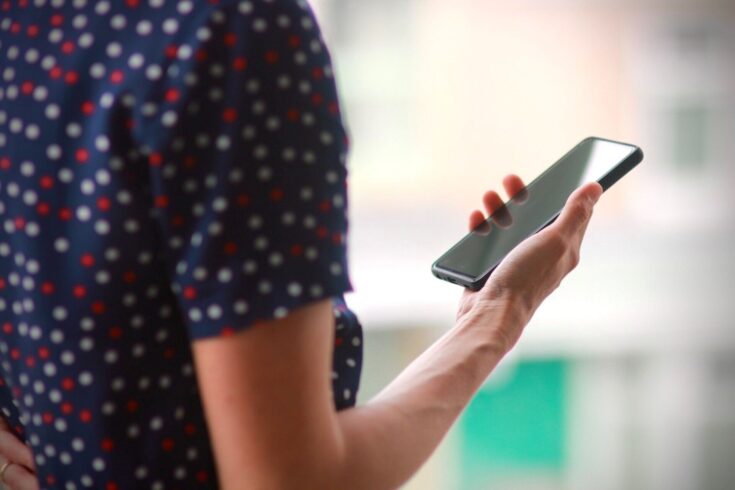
310, 0, 735, 489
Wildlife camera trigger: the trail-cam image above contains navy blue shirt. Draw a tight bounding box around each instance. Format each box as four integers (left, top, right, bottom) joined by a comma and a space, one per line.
0, 1, 362, 487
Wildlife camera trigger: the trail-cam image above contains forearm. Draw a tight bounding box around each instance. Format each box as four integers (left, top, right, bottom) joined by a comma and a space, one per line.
332, 299, 520, 490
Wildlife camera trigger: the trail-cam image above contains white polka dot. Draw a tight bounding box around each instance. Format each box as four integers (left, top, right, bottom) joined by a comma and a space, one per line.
163, 18, 179, 34
145, 64, 162, 80
110, 15, 126, 30
207, 304, 223, 320
106, 41, 122, 57
177, 1, 193, 14
287, 282, 302, 297
128, 53, 145, 69
45, 104, 60, 119
136, 20, 153, 36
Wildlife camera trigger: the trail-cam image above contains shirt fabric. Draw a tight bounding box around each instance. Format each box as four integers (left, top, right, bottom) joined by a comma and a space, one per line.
0, 1, 362, 488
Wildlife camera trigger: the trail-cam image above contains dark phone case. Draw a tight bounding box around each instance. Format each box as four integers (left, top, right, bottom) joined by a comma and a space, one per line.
431, 136, 644, 291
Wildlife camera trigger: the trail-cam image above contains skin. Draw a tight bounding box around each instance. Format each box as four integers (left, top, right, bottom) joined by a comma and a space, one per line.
0, 176, 603, 490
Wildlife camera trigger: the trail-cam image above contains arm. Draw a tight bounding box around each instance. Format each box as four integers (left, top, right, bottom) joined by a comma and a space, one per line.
193, 179, 603, 490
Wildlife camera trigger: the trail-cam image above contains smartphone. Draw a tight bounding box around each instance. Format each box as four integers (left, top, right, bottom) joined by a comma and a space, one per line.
431, 136, 643, 290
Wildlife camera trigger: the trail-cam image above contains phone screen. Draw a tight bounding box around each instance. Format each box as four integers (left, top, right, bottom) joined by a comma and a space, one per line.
433, 137, 641, 288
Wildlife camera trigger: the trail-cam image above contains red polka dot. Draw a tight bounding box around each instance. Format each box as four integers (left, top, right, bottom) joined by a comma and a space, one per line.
41, 282, 55, 295
73, 285, 87, 298
286, 109, 300, 122
149, 152, 163, 166
165, 44, 178, 58
184, 423, 197, 435
126, 400, 139, 412
195, 48, 208, 62
0, 157, 11, 170
125, 0, 139, 6
106, 483, 119, 490
220, 326, 235, 337
64, 70, 79, 84
165, 88, 179, 102
236, 193, 251, 206
61, 378, 75, 391
61, 402, 73, 415
171, 215, 184, 227
311, 93, 324, 106
38, 347, 50, 359
75, 148, 89, 163
97, 196, 111, 211
223, 242, 237, 255
312, 67, 324, 80
222, 107, 238, 122
265, 50, 279, 63
61, 40, 75, 54
154, 195, 169, 208
21, 81, 34, 94
27, 24, 39, 37
49, 66, 62, 79
108, 326, 123, 340
161, 438, 175, 451
50, 14, 63, 26
14, 216, 26, 230
36, 202, 50, 215
224, 32, 237, 46
316, 226, 328, 239
232, 57, 247, 71
80, 253, 95, 267
122, 271, 137, 283
101, 438, 115, 452
81, 100, 95, 115
79, 410, 92, 423
269, 188, 284, 201
91, 301, 106, 315
290, 244, 303, 256
196, 470, 209, 483
40, 175, 54, 188
288, 35, 301, 48
110, 70, 124, 84
183, 287, 197, 300
58, 207, 72, 221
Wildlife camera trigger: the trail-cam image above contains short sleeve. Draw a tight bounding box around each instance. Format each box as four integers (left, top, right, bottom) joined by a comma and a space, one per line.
135, 1, 353, 339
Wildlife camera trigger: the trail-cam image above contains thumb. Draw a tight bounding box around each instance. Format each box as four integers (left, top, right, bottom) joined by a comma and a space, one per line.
556, 182, 602, 234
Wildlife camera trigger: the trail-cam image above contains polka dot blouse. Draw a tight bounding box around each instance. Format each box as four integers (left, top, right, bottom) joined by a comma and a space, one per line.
0, 0, 363, 488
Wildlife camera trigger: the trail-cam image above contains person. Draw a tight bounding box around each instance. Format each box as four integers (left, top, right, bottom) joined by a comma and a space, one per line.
0, 1, 603, 488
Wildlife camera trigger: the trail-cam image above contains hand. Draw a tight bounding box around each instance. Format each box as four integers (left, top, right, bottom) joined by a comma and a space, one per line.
0, 418, 38, 490
456, 174, 603, 354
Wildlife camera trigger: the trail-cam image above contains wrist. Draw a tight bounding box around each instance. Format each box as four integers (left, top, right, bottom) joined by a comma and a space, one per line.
456, 290, 526, 356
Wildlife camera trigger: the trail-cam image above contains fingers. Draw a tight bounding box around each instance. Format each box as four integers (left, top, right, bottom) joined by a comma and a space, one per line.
470, 174, 527, 232
0, 430, 35, 470
1, 461, 40, 490
502, 174, 525, 199
468, 210, 485, 231
482, 190, 504, 217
